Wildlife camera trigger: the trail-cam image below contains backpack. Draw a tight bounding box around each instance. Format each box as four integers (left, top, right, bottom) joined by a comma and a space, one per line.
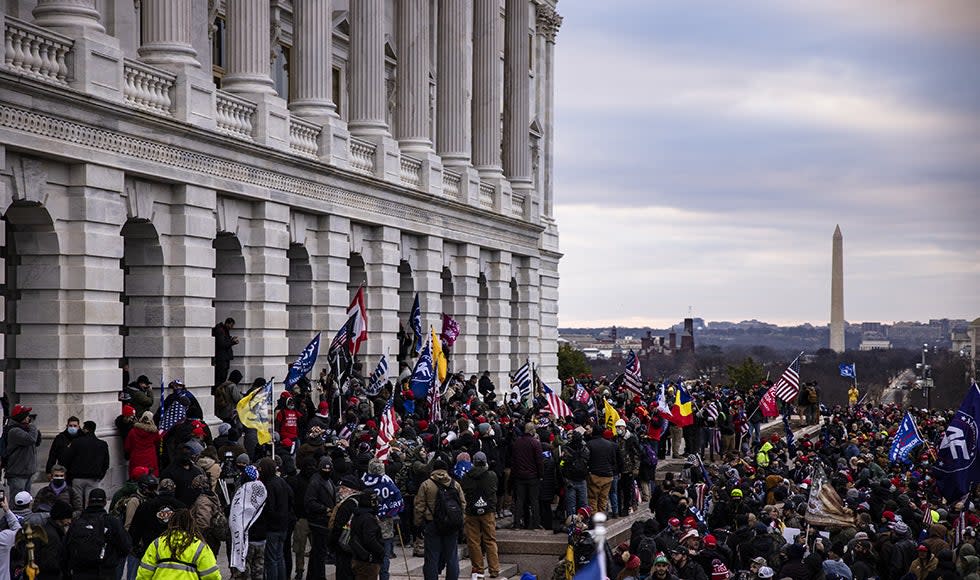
66, 512, 108, 569
806, 387, 818, 404
561, 447, 589, 480
213, 383, 232, 416
636, 534, 658, 568
201, 495, 229, 542
432, 481, 464, 535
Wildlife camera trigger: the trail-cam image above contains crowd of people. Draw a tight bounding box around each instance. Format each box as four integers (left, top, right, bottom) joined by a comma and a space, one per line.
0, 352, 976, 580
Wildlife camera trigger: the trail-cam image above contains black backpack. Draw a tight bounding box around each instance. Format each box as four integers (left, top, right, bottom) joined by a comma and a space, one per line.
561, 447, 589, 480
432, 481, 464, 535
66, 512, 108, 569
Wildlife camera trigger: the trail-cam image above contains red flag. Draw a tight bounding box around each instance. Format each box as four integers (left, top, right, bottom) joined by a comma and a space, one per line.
760, 387, 779, 418
347, 287, 368, 355
441, 314, 460, 347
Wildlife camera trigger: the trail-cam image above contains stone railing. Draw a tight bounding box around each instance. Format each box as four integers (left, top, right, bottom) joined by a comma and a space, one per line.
214, 90, 256, 140
442, 168, 462, 200
511, 193, 526, 218
349, 137, 376, 174
479, 181, 495, 210
2, 16, 72, 86
400, 155, 422, 188
289, 117, 320, 158
122, 59, 175, 117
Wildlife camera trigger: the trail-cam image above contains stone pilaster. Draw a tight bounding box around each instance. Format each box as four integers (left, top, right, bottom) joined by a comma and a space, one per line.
538, 251, 560, 384
313, 216, 353, 335
158, 185, 218, 397
512, 255, 540, 369
361, 226, 401, 361
222, 0, 289, 150
414, 235, 445, 337
240, 202, 291, 383
290, 0, 350, 168
483, 250, 513, 395
45, 164, 126, 434
451, 243, 481, 376
503, 0, 533, 203
472, 0, 502, 177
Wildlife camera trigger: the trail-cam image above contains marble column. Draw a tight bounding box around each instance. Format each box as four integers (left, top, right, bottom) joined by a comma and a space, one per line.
436, 0, 473, 166
472, 0, 502, 176
290, 0, 350, 166
349, 0, 400, 181
538, 252, 560, 384
451, 244, 481, 376
32, 0, 105, 33
222, 0, 275, 95
361, 226, 401, 361
513, 255, 540, 369
503, 0, 532, 191
396, 0, 433, 151
537, 5, 562, 219
414, 235, 445, 335
348, 0, 389, 135
137, 0, 200, 68
311, 216, 353, 335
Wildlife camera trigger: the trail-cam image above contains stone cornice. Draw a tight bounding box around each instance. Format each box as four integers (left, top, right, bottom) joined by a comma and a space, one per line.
0, 77, 545, 252
535, 4, 562, 42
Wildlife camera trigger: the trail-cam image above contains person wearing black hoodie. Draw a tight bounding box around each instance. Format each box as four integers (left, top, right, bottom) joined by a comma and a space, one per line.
61, 421, 110, 507
461, 452, 499, 578
350, 492, 385, 580
64, 488, 131, 580
258, 457, 294, 580
128, 478, 186, 559
160, 445, 205, 506
305, 457, 337, 580
287, 457, 316, 580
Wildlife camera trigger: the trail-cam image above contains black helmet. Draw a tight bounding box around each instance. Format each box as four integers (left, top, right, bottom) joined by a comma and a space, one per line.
138, 474, 159, 490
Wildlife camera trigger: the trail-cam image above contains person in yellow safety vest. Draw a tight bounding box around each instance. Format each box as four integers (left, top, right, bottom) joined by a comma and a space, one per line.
136, 509, 221, 580
756, 441, 773, 468
848, 385, 859, 407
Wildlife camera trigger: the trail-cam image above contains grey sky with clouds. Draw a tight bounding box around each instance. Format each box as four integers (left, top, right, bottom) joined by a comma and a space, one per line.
553, 0, 980, 328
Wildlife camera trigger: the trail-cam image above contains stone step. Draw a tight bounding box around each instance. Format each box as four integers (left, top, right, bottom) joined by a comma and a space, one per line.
322, 546, 521, 580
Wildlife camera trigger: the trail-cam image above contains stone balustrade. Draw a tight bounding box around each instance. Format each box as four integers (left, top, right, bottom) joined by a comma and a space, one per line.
215, 90, 256, 140
349, 137, 376, 174
400, 155, 423, 188
289, 116, 321, 158
511, 193, 526, 218
443, 168, 462, 200
123, 59, 175, 116
2, 16, 72, 86
479, 181, 495, 210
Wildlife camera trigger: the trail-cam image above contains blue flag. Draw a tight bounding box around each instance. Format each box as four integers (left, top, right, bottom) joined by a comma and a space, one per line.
410, 293, 423, 354
889, 412, 924, 464
933, 381, 980, 501
573, 551, 605, 580
410, 336, 435, 398
285, 332, 321, 387
839, 363, 856, 379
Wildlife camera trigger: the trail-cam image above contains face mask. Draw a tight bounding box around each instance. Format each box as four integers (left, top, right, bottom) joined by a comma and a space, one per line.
52, 477, 65, 483
67, 427, 79, 435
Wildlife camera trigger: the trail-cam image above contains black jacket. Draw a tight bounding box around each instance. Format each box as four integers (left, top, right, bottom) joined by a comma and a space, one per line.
510, 433, 543, 479
461, 465, 497, 515
586, 437, 618, 477
128, 494, 186, 554
61, 433, 110, 480
160, 461, 205, 506
259, 476, 294, 533
327, 495, 359, 548
305, 472, 337, 529
65, 507, 132, 572
214, 323, 235, 364
45, 429, 80, 473
350, 502, 385, 563
37, 518, 66, 580
287, 469, 314, 519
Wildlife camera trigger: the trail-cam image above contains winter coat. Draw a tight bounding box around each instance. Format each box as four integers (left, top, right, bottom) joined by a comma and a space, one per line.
123, 422, 161, 477
160, 462, 205, 506
123, 383, 155, 418
196, 455, 220, 490
461, 465, 497, 515
305, 472, 337, 529
190, 491, 222, 539
36, 517, 66, 580
129, 494, 187, 556
540, 453, 558, 502
923, 524, 950, 555
511, 433, 544, 479
414, 469, 466, 526
62, 432, 110, 480
586, 437, 618, 477
35, 481, 82, 513
4, 422, 41, 477
44, 429, 79, 473
136, 532, 220, 580
350, 502, 385, 564
911, 554, 939, 580
258, 476, 294, 533
65, 507, 131, 573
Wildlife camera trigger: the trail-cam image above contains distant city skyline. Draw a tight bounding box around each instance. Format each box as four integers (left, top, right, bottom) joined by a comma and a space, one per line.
559, 316, 972, 331
553, 1, 980, 328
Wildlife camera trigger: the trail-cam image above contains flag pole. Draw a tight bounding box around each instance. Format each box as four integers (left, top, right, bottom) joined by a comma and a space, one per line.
270, 377, 276, 461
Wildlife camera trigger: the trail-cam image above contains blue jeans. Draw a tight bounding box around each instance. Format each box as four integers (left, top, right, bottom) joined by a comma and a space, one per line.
265, 531, 287, 580
609, 475, 620, 515
749, 422, 762, 447
379, 537, 394, 580
565, 479, 587, 518
422, 523, 459, 580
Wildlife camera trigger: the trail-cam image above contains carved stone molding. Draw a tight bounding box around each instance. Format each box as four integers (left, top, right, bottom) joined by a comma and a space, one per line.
535, 5, 562, 42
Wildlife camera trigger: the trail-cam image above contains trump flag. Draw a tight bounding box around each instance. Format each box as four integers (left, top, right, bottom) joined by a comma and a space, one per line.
933, 380, 980, 502
889, 412, 923, 464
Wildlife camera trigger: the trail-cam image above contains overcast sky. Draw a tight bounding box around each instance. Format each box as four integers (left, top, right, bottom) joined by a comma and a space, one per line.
553, 0, 980, 328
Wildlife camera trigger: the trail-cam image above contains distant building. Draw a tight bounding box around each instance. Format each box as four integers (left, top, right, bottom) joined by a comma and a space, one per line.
859, 338, 892, 351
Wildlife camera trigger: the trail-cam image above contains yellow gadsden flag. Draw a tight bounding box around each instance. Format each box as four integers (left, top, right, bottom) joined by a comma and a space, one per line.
431, 326, 447, 384
603, 398, 621, 431
237, 379, 273, 445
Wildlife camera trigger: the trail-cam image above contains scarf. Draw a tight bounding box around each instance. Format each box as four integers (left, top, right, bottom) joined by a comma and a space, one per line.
229, 480, 267, 571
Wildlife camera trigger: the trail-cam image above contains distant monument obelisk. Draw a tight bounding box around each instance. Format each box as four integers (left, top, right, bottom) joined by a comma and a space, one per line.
830, 225, 845, 353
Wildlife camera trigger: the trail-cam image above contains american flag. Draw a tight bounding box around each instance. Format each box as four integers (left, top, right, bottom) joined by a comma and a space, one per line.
772, 352, 804, 403
705, 401, 720, 421
954, 510, 966, 547
694, 482, 708, 513
159, 394, 187, 434
329, 314, 357, 381
542, 382, 571, 417
428, 377, 442, 423
512, 359, 532, 402
622, 350, 644, 397
376, 395, 398, 461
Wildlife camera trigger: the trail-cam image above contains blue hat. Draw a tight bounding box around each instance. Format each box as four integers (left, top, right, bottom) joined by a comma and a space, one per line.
244, 465, 259, 481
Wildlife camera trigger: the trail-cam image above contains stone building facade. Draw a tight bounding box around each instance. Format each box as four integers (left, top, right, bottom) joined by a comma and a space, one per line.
0, 0, 562, 473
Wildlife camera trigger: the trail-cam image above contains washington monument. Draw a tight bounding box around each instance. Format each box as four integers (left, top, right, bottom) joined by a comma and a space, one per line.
830, 225, 845, 352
